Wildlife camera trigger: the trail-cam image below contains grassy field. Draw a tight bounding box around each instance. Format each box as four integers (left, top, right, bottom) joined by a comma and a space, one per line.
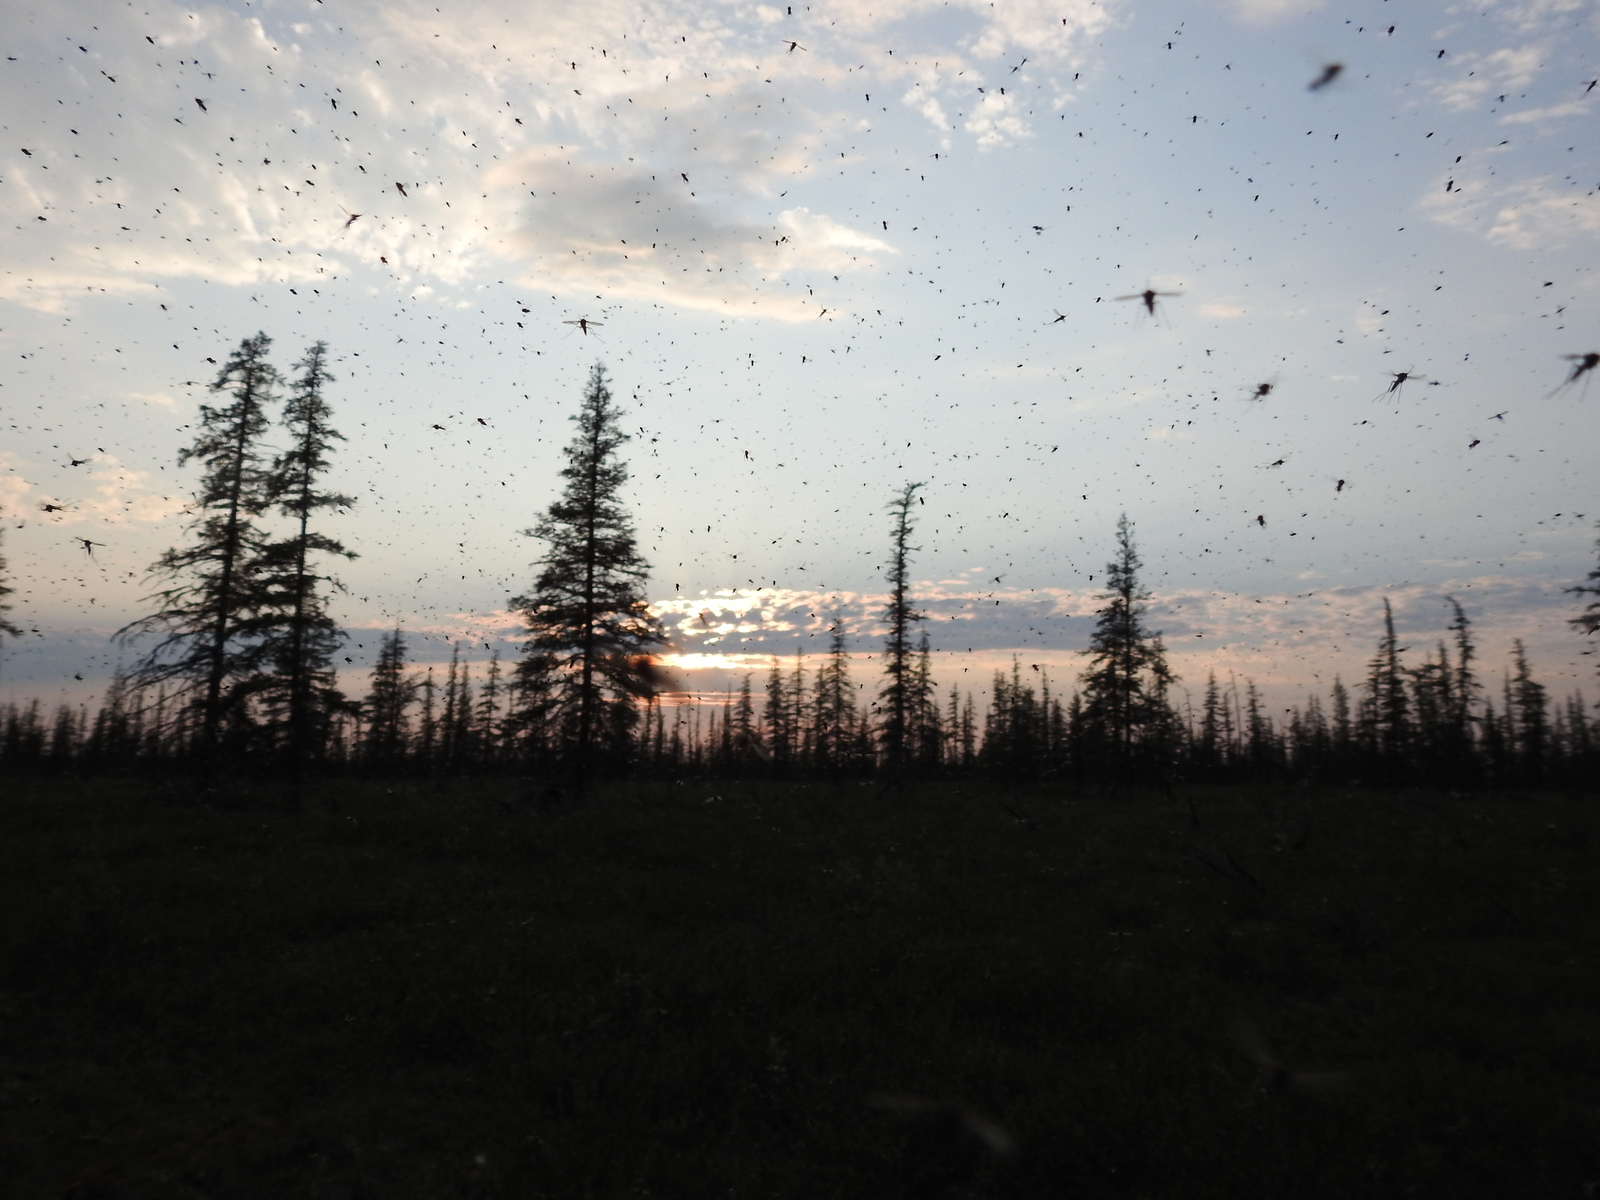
0, 774, 1595, 1198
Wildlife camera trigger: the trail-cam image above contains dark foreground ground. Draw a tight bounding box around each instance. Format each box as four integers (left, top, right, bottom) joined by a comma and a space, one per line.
0, 775, 1595, 1199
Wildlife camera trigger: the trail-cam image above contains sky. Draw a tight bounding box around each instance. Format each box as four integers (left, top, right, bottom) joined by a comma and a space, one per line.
2, 0, 1598, 717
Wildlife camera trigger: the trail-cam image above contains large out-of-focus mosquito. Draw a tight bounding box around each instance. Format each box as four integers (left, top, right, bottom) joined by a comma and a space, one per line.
1308, 62, 1344, 91
1376, 369, 1425, 402
563, 318, 603, 337
1243, 375, 1281, 403
1546, 351, 1599, 399
1115, 287, 1181, 326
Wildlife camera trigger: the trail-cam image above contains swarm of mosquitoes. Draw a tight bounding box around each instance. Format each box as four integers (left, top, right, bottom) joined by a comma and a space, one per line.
15, 35, 1599, 614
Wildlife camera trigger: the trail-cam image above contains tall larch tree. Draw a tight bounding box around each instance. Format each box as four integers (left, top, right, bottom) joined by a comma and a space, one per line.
120, 332, 279, 767
510, 363, 664, 781
877, 481, 928, 773
252, 341, 356, 775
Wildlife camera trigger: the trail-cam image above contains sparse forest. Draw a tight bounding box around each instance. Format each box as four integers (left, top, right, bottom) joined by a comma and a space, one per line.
3, 343, 1599, 1200
3, 344, 1598, 793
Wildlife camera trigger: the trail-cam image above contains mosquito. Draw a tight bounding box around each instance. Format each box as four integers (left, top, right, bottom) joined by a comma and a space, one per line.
867, 1094, 1016, 1159
1547, 351, 1599, 399
563, 318, 603, 337
1236, 1019, 1348, 1094
782, 40, 807, 52
1115, 287, 1181, 325
1376, 369, 1425, 401
1245, 377, 1279, 402
75, 537, 105, 557
1307, 63, 1343, 91
40, 500, 77, 513
1047, 310, 1067, 325
338, 205, 362, 232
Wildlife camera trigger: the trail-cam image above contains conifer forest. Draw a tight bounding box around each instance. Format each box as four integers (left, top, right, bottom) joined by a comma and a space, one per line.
4, 340, 1598, 792
4, 2, 1599, 1197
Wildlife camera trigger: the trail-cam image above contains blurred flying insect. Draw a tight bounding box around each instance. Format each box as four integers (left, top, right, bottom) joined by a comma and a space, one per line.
1115, 287, 1181, 325
1331, 476, 1353, 493
1308, 63, 1344, 91
782, 40, 807, 52
1547, 351, 1599, 399
40, 499, 77, 513
75, 537, 105, 557
867, 1093, 1017, 1158
1235, 1019, 1348, 1095
338, 205, 362, 232
1376, 369, 1425, 402
1047, 310, 1067, 325
563, 317, 603, 337
1244, 375, 1280, 402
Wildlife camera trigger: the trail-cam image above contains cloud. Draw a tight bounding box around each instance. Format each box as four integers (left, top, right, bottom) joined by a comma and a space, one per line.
1499, 99, 1593, 124
1431, 45, 1547, 111
1226, 0, 1326, 24
489, 149, 892, 315
1424, 168, 1600, 250
0, 0, 1116, 312
637, 571, 1591, 707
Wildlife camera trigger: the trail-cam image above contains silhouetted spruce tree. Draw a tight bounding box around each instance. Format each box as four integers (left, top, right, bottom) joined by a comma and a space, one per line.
0, 517, 19, 641
120, 333, 279, 769
764, 656, 792, 769
475, 649, 504, 764
911, 631, 945, 769
1509, 639, 1549, 781
1361, 598, 1411, 773
877, 482, 928, 773
251, 341, 356, 778
362, 629, 413, 766
1077, 514, 1175, 781
812, 616, 856, 772
1196, 671, 1225, 777
1569, 524, 1600, 646
509, 363, 664, 781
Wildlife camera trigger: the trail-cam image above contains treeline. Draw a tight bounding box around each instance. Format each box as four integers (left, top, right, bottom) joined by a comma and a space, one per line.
3, 599, 1594, 791
2, 339, 1598, 794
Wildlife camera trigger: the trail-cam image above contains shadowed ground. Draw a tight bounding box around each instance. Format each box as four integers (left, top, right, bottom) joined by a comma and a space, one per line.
1, 776, 1594, 1198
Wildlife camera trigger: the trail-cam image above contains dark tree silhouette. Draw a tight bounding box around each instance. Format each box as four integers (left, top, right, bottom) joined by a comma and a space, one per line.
812, 616, 857, 772
362, 629, 413, 766
0, 517, 19, 640
877, 482, 928, 773
120, 332, 279, 770
1362, 598, 1411, 767
1570, 524, 1600, 642
251, 341, 356, 784
510, 363, 664, 782
1078, 514, 1175, 777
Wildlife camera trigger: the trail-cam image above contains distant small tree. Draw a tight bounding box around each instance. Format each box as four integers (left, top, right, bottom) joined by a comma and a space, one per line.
120, 333, 279, 769
1509, 639, 1549, 780
812, 616, 857, 772
362, 629, 414, 766
510, 363, 664, 781
877, 482, 928, 773
0, 516, 20, 641
1078, 514, 1175, 780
